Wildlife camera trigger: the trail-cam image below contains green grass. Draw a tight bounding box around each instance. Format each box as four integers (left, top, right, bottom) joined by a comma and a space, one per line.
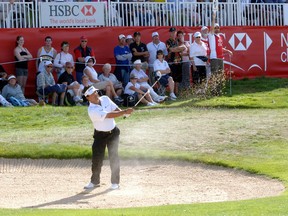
1, 77, 288, 215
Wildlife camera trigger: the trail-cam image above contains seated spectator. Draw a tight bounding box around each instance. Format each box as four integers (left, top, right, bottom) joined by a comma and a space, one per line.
0, 94, 13, 107
36, 61, 67, 106
131, 59, 166, 103
79, 75, 90, 105
2, 75, 38, 106
83, 56, 123, 104
57, 62, 83, 106
153, 50, 177, 101
0, 71, 8, 92
98, 63, 123, 98
124, 73, 157, 107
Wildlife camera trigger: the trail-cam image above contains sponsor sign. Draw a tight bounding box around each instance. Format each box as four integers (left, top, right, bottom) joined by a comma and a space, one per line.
40, 2, 105, 27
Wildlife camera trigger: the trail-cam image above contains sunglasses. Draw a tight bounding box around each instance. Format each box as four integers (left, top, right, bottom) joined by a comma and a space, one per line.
81, 40, 87, 42
196, 36, 201, 38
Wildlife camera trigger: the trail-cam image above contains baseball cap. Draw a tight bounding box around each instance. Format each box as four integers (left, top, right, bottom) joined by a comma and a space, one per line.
118, 34, 125, 40
44, 61, 53, 66
214, 23, 220, 28
133, 59, 142, 65
152, 32, 159, 37
130, 73, 137, 79
194, 32, 201, 38
169, 27, 176, 32
201, 26, 208, 31
126, 35, 133, 39
84, 86, 99, 97
133, 31, 141, 37
80, 36, 88, 40
8, 75, 16, 81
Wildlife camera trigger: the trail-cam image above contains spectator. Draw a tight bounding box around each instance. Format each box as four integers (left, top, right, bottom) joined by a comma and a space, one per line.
177, 30, 191, 90
125, 35, 134, 46
83, 56, 123, 104
0, 94, 13, 107
99, 63, 123, 98
54, 41, 74, 79
189, 31, 208, 84
36, 36, 57, 74
74, 36, 95, 83
36, 61, 67, 106
166, 27, 185, 95
2, 75, 37, 106
0, 71, 8, 93
200, 26, 211, 79
14, 35, 33, 94
114, 34, 132, 87
131, 59, 166, 103
209, 13, 232, 75
124, 73, 157, 106
153, 50, 177, 100
147, 32, 168, 85
130, 31, 149, 72
57, 62, 83, 105
79, 75, 90, 105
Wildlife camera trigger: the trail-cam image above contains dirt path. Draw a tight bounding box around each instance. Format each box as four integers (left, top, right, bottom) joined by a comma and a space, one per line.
0, 158, 284, 209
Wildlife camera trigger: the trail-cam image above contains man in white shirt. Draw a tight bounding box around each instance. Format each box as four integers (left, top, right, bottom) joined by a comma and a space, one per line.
83, 86, 133, 190
146, 32, 168, 85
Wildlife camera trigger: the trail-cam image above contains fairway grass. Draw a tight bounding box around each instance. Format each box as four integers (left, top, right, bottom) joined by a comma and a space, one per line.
0, 77, 288, 215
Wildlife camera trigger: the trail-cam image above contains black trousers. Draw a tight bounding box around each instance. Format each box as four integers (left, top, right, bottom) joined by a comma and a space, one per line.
90, 126, 120, 185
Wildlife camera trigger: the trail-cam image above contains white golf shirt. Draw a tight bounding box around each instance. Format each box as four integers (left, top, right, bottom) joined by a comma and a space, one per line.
88, 96, 118, 132
147, 41, 168, 66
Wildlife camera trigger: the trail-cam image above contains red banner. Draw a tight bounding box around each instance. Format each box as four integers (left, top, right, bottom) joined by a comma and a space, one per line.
0, 26, 287, 98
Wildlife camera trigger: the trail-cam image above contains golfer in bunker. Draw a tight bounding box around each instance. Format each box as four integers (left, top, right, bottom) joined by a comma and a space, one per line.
83, 85, 133, 190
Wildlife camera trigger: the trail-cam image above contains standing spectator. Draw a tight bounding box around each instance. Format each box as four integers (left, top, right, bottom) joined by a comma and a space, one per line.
166, 27, 185, 95
99, 63, 123, 98
189, 32, 208, 85
14, 35, 33, 94
131, 59, 166, 103
36, 61, 67, 106
54, 41, 74, 79
57, 62, 83, 105
83, 56, 123, 104
125, 35, 134, 46
147, 32, 168, 85
74, 36, 95, 83
114, 34, 132, 87
83, 85, 133, 190
2, 75, 37, 106
209, 13, 233, 75
129, 31, 149, 72
36, 36, 57, 74
153, 50, 177, 101
201, 26, 211, 79
177, 30, 191, 90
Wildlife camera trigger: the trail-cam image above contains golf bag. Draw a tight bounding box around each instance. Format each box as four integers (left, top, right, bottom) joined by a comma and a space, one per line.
123, 94, 137, 107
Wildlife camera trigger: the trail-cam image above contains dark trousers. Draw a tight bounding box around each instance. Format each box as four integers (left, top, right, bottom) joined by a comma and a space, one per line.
91, 126, 120, 185
192, 65, 206, 84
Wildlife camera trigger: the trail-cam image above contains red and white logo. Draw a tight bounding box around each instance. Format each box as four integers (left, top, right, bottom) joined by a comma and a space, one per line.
229, 33, 252, 51
81, 5, 96, 16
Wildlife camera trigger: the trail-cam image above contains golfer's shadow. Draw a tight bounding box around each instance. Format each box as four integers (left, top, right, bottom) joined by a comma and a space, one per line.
24, 187, 112, 208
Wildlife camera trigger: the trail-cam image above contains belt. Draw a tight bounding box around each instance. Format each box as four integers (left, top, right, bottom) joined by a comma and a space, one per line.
95, 127, 116, 134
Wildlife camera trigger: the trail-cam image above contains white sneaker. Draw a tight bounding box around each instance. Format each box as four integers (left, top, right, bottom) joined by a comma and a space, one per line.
73, 96, 83, 103
170, 93, 177, 100
84, 182, 99, 189
147, 102, 154, 106
111, 184, 119, 190
152, 101, 159, 106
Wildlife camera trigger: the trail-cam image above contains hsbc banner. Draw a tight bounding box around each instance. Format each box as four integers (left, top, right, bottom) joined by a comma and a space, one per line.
40, 2, 105, 27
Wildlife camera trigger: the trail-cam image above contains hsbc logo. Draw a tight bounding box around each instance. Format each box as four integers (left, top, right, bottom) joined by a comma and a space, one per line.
229, 33, 252, 51
81, 5, 96, 16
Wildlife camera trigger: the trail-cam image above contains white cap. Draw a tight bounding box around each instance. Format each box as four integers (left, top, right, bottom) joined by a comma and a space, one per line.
84, 86, 99, 97
134, 59, 142, 65
8, 75, 16, 80
44, 61, 53, 66
126, 35, 133, 39
194, 32, 201, 38
118, 34, 125, 40
152, 32, 159, 37
214, 23, 220, 28
85, 56, 95, 66
201, 26, 208, 31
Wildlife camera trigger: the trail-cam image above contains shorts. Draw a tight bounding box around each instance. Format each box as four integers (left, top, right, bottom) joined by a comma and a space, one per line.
38, 84, 67, 96
93, 81, 109, 90
15, 68, 28, 76
159, 74, 171, 87
170, 63, 182, 83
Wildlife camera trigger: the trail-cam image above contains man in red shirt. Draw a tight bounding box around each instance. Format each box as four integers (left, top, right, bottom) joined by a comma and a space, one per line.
74, 36, 95, 83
